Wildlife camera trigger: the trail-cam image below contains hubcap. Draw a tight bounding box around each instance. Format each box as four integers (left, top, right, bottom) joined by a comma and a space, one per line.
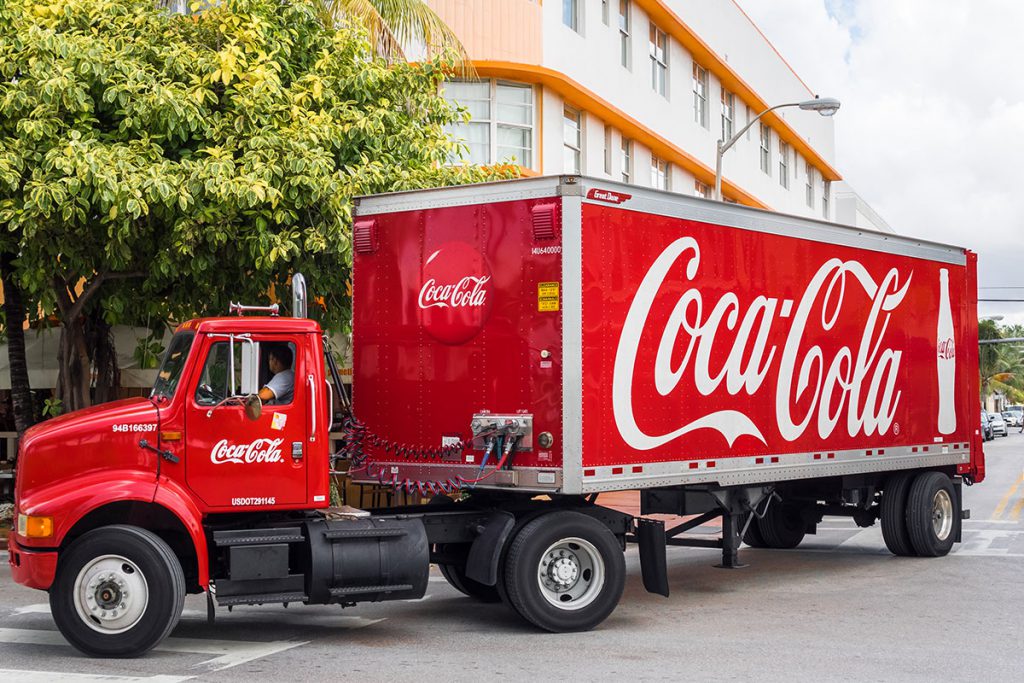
931, 489, 954, 541
72, 555, 149, 634
536, 537, 604, 611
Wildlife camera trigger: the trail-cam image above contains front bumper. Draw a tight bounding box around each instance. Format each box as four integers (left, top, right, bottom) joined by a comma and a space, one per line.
7, 535, 58, 590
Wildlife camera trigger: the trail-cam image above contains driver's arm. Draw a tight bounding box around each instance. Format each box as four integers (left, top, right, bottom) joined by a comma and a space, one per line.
258, 386, 275, 402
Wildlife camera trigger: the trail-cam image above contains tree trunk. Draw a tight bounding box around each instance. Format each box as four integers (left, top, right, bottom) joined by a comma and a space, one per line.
56, 316, 91, 413
1, 252, 34, 438
87, 308, 120, 404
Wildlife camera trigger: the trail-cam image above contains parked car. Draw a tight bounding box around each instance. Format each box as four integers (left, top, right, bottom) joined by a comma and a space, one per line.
981, 410, 994, 441
989, 411, 1008, 437
1002, 411, 1020, 427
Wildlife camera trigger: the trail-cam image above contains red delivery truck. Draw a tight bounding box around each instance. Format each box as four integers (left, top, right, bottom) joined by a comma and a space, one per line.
8, 176, 982, 657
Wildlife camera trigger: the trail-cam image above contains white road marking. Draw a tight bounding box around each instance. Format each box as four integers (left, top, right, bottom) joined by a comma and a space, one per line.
0, 670, 190, 683
11, 603, 51, 616
963, 519, 1021, 525
0, 628, 306, 673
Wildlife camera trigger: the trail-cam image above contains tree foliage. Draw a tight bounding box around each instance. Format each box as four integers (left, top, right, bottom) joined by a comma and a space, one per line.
0, 0, 513, 411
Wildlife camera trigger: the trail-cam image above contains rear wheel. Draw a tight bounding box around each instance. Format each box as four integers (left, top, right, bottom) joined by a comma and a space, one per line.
757, 502, 806, 549
906, 472, 958, 557
742, 514, 769, 548
881, 473, 917, 556
435, 544, 501, 603
503, 511, 625, 632
50, 525, 185, 658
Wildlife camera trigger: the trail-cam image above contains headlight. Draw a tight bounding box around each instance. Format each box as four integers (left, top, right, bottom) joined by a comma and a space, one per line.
17, 514, 53, 539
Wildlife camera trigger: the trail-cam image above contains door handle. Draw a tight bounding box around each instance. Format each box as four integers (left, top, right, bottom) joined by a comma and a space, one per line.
308, 374, 317, 442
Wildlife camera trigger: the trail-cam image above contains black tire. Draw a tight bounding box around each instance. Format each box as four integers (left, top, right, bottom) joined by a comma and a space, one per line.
757, 502, 806, 549
49, 525, 185, 658
881, 473, 917, 556
906, 471, 959, 557
742, 513, 769, 548
503, 511, 625, 632
435, 544, 501, 603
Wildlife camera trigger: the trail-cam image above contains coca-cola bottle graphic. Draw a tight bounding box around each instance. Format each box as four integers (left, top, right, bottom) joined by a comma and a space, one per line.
936, 269, 956, 434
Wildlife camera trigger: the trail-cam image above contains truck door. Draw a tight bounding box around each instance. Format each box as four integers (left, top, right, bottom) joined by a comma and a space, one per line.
184, 334, 308, 508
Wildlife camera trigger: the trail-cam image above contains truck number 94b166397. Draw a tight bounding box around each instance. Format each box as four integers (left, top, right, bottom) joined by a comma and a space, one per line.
112, 423, 157, 433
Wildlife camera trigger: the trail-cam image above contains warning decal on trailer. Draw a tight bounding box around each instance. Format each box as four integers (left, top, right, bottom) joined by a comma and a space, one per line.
538, 282, 560, 311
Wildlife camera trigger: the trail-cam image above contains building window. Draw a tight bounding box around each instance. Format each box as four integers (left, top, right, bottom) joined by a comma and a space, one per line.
650, 24, 668, 97
563, 0, 580, 32
720, 89, 734, 141
444, 80, 534, 167
621, 137, 632, 183
604, 125, 612, 175
602, 0, 610, 25
759, 123, 771, 175
619, 0, 631, 69
779, 140, 790, 189
563, 105, 582, 173
823, 180, 831, 219
805, 161, 815, 207
694, 180, 710, 199
650, 154, 669, 190
692, 63, 708, 127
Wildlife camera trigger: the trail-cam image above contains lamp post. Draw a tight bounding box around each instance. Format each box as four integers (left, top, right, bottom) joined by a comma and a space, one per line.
714, 97, 840, 201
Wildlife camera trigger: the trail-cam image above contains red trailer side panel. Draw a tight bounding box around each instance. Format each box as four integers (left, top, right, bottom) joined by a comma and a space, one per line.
578, 198, 978, 488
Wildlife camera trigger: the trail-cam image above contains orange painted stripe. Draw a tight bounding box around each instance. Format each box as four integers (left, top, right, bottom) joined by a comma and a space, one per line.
474, 61, 770, 209
633, 0, 842, 183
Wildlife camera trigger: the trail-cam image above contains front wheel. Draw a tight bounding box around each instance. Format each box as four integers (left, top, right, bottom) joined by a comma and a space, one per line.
50, 525, 185, 657
503, 511, 625, 632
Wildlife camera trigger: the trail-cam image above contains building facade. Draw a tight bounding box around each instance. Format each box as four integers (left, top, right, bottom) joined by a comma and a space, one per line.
428, 0, 846, 219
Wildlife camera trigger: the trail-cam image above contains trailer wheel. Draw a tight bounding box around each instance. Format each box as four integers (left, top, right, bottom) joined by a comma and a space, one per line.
757, 503, 806, 549
435, 545, 501, 603
503, 511, 625, 632
49, 525, 185, 658
905, 472, 958, 557
880, 472, 917, 556
743, 514, 769, 548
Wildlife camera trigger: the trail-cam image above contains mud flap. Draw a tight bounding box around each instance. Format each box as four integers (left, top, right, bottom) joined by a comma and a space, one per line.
637, 517, 669, 597
465, 511, 515, 586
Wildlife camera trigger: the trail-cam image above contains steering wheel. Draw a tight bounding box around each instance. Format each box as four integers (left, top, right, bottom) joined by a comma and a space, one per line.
196, 383, 222, 405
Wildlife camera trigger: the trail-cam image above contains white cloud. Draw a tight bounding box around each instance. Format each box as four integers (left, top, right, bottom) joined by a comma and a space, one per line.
736, 0, 1024, 323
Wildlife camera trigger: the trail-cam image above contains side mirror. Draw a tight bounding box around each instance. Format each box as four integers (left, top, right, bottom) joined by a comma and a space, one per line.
244, 394, 262, 421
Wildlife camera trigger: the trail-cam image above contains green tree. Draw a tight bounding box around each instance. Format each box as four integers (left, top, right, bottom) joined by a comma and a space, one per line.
0, 0, 513, 415
978, 320, 1024, 404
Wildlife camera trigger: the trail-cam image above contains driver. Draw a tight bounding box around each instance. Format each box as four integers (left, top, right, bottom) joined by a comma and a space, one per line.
258, 344, 294, 405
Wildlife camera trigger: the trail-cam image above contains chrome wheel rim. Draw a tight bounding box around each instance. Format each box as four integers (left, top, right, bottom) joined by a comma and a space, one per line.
72, 555, 149, 634
932, 490, 954, 541
536, 537, 604, 611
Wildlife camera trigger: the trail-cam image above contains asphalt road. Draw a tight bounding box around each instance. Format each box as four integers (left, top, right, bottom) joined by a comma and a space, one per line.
2, 435, 1023, 682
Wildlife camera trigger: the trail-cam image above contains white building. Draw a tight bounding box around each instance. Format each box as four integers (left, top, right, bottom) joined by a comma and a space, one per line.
429, 0, 875, 223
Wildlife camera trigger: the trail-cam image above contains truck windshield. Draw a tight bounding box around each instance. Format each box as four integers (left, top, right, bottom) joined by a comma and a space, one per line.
151, 332, 195, 400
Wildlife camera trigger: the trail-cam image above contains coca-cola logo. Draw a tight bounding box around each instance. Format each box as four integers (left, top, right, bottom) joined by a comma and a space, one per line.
937, 338, 955, 360
211, 438, 284, 465
419, 242, 493, 345
613, 237, 912, 449
418, 276, 490, 309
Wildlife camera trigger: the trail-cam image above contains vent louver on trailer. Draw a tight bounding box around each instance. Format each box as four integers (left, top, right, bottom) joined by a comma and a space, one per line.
531, 203, 557, 241
353, 219, 377, 254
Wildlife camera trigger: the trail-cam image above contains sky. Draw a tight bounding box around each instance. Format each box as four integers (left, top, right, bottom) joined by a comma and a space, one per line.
735, 0, 1024, 327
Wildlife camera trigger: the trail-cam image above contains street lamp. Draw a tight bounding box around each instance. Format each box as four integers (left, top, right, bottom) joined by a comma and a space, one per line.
714, 97, 841, 201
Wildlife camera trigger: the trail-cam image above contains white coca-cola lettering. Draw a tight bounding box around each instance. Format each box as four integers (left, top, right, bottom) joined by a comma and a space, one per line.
418, 275, 490, 309
613, 237, 912, 450
210, 438, 284, 465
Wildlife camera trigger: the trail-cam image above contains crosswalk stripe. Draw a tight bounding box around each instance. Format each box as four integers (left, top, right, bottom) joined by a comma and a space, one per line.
0, 628, 306, 672
0, 669, 191, 682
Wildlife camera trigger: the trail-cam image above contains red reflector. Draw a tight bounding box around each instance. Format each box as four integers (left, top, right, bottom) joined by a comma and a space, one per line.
706, 461, 716, 468
584, 469, 595, 477
632, 466, 643, 473
689, 462, 699, 469
611, 467, 623, 475
813, 454, 822, 460
770, 456, 779, 464
755, 457, 764, 465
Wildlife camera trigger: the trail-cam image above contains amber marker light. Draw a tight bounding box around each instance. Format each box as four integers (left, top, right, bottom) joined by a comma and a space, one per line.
17, 514, 54, 539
